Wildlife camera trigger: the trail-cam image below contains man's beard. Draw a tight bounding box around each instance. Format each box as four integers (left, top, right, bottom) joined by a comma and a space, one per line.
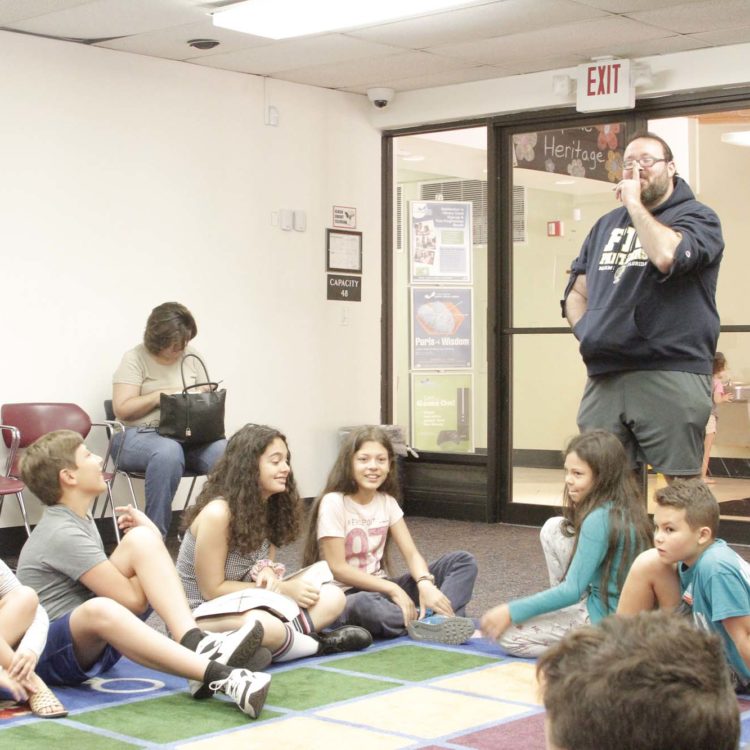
641, 171, 671, 208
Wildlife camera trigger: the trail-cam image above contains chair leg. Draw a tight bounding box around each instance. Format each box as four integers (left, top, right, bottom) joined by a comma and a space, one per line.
121, 473, 139, 511
105, 482, 121, 543
182, 477, 199, 511
16, 491, 31, 537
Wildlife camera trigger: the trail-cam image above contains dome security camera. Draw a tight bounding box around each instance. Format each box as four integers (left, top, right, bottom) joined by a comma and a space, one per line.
367, 87, 395, 109
187, 39, 220, 50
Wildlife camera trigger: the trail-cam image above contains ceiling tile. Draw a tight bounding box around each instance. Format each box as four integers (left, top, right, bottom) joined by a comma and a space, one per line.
346, 0, 608, 50
342, 64, 513, 94
585, 33, 707, 59
95, 19, 274, 60
496, 53, 591, 75
572, 0, 709, 10
689, 26, 750, 46
192, 34, 404, 76
629, 0, 750, 34
7, 0, 204, 39
428, 15, 672, 65
270, 50, 464, 90
0, 0, 97, 25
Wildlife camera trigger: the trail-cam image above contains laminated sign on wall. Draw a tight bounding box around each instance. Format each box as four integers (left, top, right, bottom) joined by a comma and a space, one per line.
410, 201, 472, 283
412, 287, 472, 369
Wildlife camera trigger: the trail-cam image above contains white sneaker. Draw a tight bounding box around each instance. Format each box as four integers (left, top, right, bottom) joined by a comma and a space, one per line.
210, 669, 271, 719
407, 615, 475, 645
189, 619, 265, 698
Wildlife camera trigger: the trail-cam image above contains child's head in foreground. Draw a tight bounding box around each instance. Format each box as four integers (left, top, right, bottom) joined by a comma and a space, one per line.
653, 478, 719, 567
537, 610, 739, 750
19, 429, 86, 506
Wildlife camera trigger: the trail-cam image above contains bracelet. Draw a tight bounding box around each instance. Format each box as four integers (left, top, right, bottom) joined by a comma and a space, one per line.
250, 559, 287, 581
415, 574, 435, 585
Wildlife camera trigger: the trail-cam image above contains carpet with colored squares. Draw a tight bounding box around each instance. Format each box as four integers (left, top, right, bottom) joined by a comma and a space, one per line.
2, 636, 750, 749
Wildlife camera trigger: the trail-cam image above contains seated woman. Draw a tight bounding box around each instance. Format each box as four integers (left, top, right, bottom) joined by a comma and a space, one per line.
0, 559, 66, 718
112, 302, 226, 537
176, 423, 371, 663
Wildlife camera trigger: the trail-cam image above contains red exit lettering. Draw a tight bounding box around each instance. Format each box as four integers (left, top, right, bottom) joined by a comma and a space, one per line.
586, 63, 621, 97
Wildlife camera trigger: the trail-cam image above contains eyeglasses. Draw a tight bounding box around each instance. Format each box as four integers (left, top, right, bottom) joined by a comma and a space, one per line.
622, 156, 668, 170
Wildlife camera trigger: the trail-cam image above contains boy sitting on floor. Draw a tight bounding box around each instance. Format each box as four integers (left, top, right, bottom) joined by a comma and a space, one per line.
16, 429, 271, 717
538, 611, 739, 750
617, 478, 750, 692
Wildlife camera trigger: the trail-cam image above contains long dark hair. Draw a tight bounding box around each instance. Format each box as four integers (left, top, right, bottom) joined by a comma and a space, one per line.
302, 426, 401, 568
182, 423, 302, 555
561, 430, 652, 612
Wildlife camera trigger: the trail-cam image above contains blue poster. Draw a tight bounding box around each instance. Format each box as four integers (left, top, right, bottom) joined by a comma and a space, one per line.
412, 287, 472, 369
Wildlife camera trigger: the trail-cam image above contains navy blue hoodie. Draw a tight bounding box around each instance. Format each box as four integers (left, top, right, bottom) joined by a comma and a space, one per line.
563, 176, 723, 377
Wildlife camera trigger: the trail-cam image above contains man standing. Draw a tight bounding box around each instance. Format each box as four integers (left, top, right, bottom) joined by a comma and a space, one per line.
562, 132, 724, 478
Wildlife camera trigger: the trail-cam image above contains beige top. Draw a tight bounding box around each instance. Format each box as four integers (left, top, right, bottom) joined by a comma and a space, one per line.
112, 343, 206, 427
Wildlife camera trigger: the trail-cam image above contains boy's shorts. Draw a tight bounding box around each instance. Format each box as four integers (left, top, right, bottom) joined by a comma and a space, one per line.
35, 611, 122, 686
577, 370, 712, 475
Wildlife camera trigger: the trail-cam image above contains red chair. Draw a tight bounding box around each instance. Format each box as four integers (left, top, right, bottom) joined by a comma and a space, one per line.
0, 403, 122, 540
0, 422, 30, 536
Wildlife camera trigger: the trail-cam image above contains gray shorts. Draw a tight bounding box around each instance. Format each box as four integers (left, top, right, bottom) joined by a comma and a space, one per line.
577, 370, 712, 476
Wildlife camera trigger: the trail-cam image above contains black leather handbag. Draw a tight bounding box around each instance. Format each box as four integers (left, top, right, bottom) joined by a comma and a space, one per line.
157, 353, 226, 444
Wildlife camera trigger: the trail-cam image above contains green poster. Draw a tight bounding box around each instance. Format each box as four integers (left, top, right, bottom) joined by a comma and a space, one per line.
412, 373, 474, 453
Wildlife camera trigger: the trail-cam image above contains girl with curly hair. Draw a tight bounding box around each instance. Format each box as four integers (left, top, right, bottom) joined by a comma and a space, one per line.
176, 424, 371, 665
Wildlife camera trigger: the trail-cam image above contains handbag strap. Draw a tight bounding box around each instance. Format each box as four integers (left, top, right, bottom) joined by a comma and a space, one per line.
184, 381, 220, 393
180, 353, 212, 392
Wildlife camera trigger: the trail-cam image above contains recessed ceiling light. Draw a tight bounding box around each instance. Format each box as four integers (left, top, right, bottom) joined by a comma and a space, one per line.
721, 131, 750, 147
401, 155, 425, 162
213, 0, 481, 39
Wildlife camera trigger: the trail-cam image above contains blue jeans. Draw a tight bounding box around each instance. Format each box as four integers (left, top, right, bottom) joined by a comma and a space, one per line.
113, 428, 226, 536
334, 550, 478, 638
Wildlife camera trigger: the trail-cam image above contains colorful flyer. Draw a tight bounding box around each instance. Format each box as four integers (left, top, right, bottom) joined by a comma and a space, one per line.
411, 373, 474, 453
410, 201, 472, 283
412, 287, 472, 369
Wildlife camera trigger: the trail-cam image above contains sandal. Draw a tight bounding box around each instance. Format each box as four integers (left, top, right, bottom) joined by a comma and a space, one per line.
28, 685, 67, 719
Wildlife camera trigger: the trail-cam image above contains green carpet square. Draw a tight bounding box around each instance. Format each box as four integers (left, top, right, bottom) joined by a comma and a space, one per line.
326, 644, 501, 681
73, 692, 279, 743
267, 667, 393, 710
0, 722, 140, 749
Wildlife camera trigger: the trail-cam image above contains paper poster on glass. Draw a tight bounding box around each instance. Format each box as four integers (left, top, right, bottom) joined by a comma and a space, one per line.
411, 373, 474, 453
412, 287, 472, 369
410, 201, 472, 283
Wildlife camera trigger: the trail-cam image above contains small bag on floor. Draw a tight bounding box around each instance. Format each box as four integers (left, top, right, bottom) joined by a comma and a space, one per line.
157, 353, 226, 444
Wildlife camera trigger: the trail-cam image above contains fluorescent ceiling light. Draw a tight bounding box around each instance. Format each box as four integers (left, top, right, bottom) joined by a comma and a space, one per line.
213, 0, 481, 39
401, 154, 425, 162
721, 131, 750, 147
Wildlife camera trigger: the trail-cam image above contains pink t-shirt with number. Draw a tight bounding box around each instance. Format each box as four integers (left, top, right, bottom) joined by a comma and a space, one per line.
316, 491, 404, 585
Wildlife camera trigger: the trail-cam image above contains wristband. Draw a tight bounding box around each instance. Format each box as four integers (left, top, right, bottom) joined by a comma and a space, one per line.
415, 574, 435, 585
250, 559, 287, 581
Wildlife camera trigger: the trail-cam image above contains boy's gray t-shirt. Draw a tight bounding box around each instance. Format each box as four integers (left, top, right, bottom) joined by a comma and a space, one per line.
17, 505, 107, 622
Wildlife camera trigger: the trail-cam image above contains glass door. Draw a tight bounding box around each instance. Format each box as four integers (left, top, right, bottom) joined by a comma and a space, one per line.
505, 121, 632, 515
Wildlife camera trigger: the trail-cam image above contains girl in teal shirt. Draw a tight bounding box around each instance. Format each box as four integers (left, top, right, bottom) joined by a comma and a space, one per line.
481, 430, 652, 657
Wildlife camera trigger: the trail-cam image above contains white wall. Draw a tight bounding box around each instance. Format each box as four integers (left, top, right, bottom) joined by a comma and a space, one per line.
0, 31, 382, 527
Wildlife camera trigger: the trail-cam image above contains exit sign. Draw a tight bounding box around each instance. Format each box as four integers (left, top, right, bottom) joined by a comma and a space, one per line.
576, 59, 634, 112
